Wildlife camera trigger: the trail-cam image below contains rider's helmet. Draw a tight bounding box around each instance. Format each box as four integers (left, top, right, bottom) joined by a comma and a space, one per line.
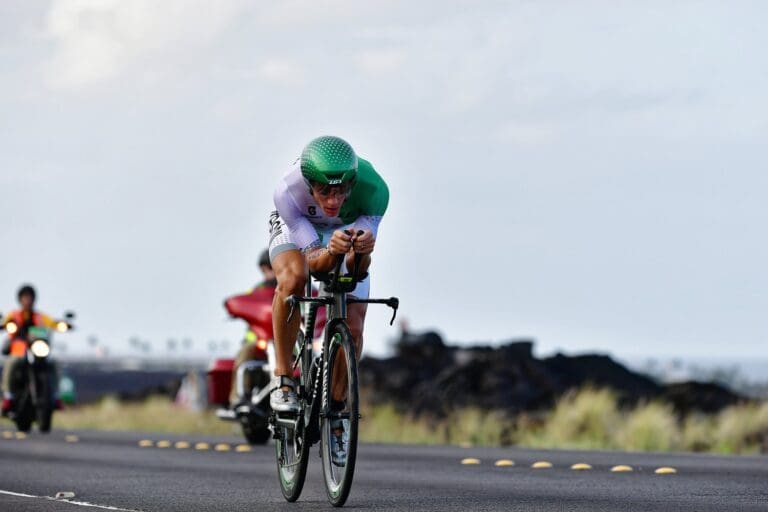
17, 284, 36, 302
258, 249, 271, 270
300, 136, 358, 186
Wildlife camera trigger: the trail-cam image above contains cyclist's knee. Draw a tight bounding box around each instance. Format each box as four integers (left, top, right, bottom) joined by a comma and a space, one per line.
277, 271, 306, 296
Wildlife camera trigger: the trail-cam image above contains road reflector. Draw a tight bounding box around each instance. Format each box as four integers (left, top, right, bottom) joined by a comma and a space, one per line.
235, 444, 252, 453
55, 492, 76, 500
156, 440, 172, 448
174, 441, 190, 449
214, 443, 231, 452
571, 463, 592, 470
655, 467, 677, 474
2, 431, 13, 439
461, 457, 481, 465
495, 459, 515, 467
138, 440, 153, 447
65, 435, 79, 443
611, 465, 633, 472
14, 432, 27, 440
195, 442, 210, 450
532, 461, 553, 469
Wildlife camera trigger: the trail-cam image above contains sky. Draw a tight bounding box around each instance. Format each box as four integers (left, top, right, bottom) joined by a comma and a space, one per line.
0, 1, 766, 362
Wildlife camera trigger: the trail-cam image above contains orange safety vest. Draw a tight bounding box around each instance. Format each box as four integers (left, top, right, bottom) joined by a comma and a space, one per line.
3, 309, 55, 357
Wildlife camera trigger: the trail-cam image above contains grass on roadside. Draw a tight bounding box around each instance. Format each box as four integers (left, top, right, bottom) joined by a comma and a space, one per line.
52, 389, 768, 454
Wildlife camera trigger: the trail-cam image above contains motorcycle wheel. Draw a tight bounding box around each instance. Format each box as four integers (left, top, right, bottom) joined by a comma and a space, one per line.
241, 418, 270, 445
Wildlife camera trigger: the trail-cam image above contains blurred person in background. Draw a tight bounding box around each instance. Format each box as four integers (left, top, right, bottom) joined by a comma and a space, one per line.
228, 250, 277, 406
1, 285, 60, 414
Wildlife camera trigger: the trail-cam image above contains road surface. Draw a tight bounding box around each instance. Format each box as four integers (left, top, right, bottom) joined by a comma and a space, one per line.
1, 428, 766, 511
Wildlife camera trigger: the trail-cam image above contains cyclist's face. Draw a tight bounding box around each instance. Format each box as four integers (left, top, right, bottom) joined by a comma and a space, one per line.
310, 182, 350, 217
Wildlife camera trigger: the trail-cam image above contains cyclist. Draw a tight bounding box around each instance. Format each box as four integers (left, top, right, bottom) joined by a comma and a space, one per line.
268, 135, 388, 463
1, 285, 59, 414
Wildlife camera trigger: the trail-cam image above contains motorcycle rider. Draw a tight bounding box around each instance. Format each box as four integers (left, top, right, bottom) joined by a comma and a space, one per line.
268, 135, 388, 465
1, 285, 59, 415
228, 250, 277, 406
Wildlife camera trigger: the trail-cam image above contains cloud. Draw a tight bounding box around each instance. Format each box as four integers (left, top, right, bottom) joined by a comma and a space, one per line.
258, 58, 305, 87
354, 49, 407, 76
44, 0, 249, 89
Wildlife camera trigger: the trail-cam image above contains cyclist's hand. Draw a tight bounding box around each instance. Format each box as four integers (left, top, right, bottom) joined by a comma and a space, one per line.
353, 230, 375, 255
328, 229, 353, 256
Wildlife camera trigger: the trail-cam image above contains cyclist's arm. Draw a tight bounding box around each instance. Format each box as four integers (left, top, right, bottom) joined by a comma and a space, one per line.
39, 313, 58, 329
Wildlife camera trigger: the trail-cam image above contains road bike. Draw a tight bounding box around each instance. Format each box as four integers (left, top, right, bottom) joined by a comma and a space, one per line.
271, 232, 399, 507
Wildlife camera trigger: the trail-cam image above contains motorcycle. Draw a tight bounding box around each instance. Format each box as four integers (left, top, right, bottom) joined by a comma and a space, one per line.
208, 286, 325, 445
1, 311, 74, 433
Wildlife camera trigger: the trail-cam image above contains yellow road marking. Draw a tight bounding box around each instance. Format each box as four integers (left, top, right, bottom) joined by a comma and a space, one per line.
494, 459, 515, 467
571, 463, 592, 470
174, 441, 190, 449
655, 467, 677, 474
14, 432, 26, 440
195, 442, 210, 450
138, 440, 154, 448
64, 435, 79, 443
461, 457, 481, 465
531, 461, 553, 469
611, 465, 633, 472
235, 444, 252, 453
458, 441, 473, 448
214, 443, 231, 452
2, 431, 13, 439
156, 440, 172, 448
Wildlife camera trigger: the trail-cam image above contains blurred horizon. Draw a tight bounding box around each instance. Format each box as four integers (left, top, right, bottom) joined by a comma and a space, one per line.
1, 2, 766, 365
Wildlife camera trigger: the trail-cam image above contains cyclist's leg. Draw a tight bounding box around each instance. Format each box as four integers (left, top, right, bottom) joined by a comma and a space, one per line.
271, 249, 307, 382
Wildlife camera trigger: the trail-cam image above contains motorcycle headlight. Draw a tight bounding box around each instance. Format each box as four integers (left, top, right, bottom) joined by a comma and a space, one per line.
30, 340, 51, 358
56, 321, 69, 333
6, 322, 18, 335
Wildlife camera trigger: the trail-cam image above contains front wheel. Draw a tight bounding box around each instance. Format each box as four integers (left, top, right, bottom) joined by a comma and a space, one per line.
320, 322, 359, 507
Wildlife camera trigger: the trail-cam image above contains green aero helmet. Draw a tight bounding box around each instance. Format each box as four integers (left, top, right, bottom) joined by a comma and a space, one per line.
300, 136, 358, 185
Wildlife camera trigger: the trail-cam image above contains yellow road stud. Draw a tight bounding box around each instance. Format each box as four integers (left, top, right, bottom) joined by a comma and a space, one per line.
531, 461, 553, 469
156, 440, 172, 448
214, 443, 231, 452
235, 444, 252, 453
495, 459, 515, 467
571, 463, 592, 470
14, 432, 27, 440
195, 442, 210, 450
461, 457, 481, 465
611, 465, 633, 472
138, 440, 153, 447
2, 431, 14, 439
174, 441, 190, 449
65, 435, 79, 443
655, 467, 677, 474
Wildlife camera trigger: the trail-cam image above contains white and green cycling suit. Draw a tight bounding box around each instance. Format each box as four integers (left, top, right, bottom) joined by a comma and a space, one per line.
269, 156, 389, 298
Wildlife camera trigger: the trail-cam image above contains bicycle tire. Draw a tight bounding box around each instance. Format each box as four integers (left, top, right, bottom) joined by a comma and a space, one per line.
320, 321, 359, 507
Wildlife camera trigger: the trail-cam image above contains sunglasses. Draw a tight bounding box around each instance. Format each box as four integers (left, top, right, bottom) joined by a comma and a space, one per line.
310, 181, 352, 198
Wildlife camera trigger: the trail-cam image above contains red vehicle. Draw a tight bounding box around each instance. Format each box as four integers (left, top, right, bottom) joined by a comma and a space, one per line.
208, 286, 325, 444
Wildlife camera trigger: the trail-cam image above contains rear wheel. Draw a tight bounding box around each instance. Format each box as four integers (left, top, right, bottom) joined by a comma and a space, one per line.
275, 333, 310, 502
320, 322, 359, 507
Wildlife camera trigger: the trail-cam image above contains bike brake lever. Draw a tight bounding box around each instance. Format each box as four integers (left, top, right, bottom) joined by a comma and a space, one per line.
387, 297, 399, 326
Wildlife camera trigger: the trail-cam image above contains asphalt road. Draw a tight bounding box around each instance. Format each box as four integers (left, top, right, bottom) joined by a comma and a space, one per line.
0, 427, 766, 511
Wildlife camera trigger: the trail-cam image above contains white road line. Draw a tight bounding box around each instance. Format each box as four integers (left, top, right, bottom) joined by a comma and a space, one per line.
0, 489, 144, 511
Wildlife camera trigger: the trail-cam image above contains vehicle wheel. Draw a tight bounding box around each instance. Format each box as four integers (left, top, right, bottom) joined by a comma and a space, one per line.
320, 321, 359, 507
275, 333, 310, 502
37, 407, 53, 433
242, 418, 270, 445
